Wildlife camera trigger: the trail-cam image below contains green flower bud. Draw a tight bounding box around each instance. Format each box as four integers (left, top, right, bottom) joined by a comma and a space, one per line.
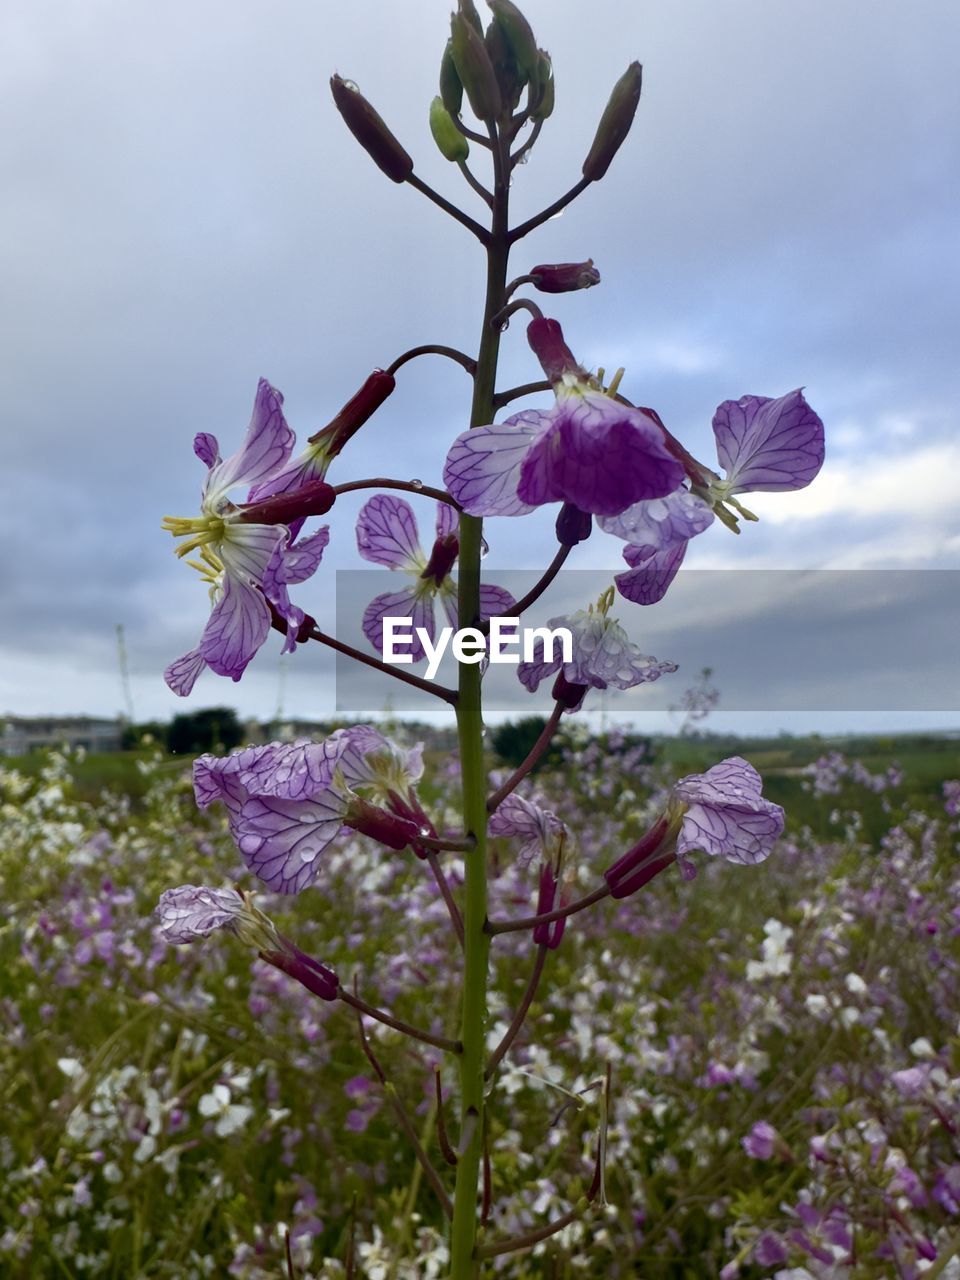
484, 16, 523, 113
531, 50, 554, 121
582, 61, 642, 182
489, 0, 539, 83
450, 12, 502, 124
330, 75, 413, 183
439, 39, 464, 116
429, 96, 469, 162
458, 0, 484, 37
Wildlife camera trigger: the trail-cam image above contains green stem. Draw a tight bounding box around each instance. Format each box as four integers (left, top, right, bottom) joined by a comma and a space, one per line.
449, 131, 511, 1280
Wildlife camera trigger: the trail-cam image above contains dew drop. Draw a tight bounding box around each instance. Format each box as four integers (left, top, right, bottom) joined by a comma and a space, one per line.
409, 478, 423, 490
479, 536, 489, 559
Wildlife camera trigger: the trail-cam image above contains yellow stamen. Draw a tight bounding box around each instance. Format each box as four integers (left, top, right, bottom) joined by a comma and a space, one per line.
606, 367, 625, 397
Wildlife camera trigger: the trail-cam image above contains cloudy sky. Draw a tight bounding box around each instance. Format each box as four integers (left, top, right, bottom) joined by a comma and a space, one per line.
3, 0, 958, 734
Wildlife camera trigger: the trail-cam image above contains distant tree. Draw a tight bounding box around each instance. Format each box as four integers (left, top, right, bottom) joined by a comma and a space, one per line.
491, 717, 566, 768
121, 720, 169, 750
167, 708, 243, 756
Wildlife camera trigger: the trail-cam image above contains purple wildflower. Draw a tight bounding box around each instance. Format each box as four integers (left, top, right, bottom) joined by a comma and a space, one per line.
600, 389, 825, 604
443, 318, 684, 519
741, 1120, 780, 1160
488, 793, 566, 865
517, 587, 676, 711
356, 494, 514, 661
156, 884, 280, 950
192, 727, 426, 894
162, 379, 330, 695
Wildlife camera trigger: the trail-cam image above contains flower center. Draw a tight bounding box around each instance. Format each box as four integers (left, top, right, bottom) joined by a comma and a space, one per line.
161, 513, 226, 561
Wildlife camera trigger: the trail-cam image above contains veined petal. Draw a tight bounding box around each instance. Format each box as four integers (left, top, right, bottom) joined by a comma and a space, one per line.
362, 587, 435, 662
435, 501, 459, 542
247, 447, 329, 503
194, 433, 220, 469
156, 885, 245, 943
599, 489, 714, 548
232, 794, 347, 895
713, 389, 825, 494
488, 792, 565, 865
164, 648, 207, 698
478, 582, 517, 620
584, 619, 677, 690
218, 523, 283, 584
674, 756, 785, 865
439, 582, 459, 630
199, 574, 271, 679
443, 412, 545, 516
356, 494, 424, 570
262, 527, 329, 653
615, 541, 687, 606
205, 379, 296, 501
519, 394, 684, 516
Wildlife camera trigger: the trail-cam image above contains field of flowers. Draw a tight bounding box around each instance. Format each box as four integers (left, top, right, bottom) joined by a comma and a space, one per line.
2, 734, 959, 1278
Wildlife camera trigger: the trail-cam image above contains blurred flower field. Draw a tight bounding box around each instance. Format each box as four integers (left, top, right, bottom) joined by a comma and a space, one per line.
2, 735, 960, 1278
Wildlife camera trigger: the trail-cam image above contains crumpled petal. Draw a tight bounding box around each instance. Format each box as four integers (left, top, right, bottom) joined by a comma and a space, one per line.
598, 489, 714, 549
517, 392, 684, 516
713, 389, 825, 494
362, 587, 435, 662
443, 412, 545, 516
262, 526, 330, 652
206, 378, 296, 498
615, 541, 688, 606
156, 885, 244, 942
579, 616, 677, 689
674, 756, 785, 865
488, 793, 565, 865
356, 494, 424, 570
164, 647, 207, 698
199, 574, 271, 679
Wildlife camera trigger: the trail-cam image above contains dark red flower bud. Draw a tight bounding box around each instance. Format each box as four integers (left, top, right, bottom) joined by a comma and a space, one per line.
529, 260, 600, 294
330, 75, 413, 183
603, 815, 676, 899
386, 789, 437, 861
308, 369, 396, 454
420, 534, 459, 586
552, 672, 587, 712
526, 316, 585, 384
532, 862, 567, 949
261, 947, 339, 1002
345, 797, 422, 850
555, 502, 592, 547
582, 61, 642, 183
237, 480, 336, 525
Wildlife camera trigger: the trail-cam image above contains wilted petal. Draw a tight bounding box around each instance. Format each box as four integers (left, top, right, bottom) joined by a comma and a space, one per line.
199, 574, 271, 679
156, 885, 244, 943
362, 587, 435, 662
164, 648, 207, 698
232, 793, 347, 895
674, 757, 785, 865
443, 412, 545, 516
436, 502, 459, 541
518, 393, 684, 516
583, 618, 677, 689
194, 432, 220, 469
713, 389, 825, 494
615, 541, 687, 606
356, 494, 424, 570
599, 489, 714, 548
262, 527, 329, 652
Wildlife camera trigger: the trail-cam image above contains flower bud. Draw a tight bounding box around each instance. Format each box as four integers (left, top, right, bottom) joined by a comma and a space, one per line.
603, 814, 678, 899
489, 0, 540, 85
420, 533, 460, 586
308, 369, 396, 455
330, 75, 414, 183
532, 861, 567, 949
430, 97, 469, 163
526, 316, 585, 384
582, 61, 642, 183
450, 12, 502, 123
237, 479, 336, 525
484, 17, 524, 113
529, 260, 600, 294
458, 0, 484, 36
555, 502, 592, 547
552, 672, 588, 712
345, 796, 422, 850
439, 40, 464, 116
530, 51, 554, 121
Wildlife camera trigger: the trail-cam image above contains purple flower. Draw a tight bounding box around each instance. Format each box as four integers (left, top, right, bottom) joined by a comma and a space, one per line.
356, 494, 514, 661
443, 318, 684, 519
162, 379, 330, 695
674, 757, 785, 866
741, 1120, 780, 1160
488, 793, 566, 865
600, 389, 825, 604
156, 884, 280, 951
193, 727, 426, 894
517, 587, 676, 710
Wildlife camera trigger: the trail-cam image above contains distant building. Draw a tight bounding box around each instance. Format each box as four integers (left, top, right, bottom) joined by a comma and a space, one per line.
1, 716, 124, 757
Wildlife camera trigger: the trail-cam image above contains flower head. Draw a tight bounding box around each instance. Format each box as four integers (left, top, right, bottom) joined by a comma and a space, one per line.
156, 884, 281, 951
488, 793, 566, 865
162, 379, 330, 695
356, 494, 514, 661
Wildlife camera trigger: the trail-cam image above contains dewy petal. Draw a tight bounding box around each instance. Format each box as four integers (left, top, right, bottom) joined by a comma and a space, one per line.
362, 587, 435, 662
218, 523, 283, 585
488, 792, 565, 865
194, 432, 220, 469
356, 494, 424, 570
164, 648, 207, 698
199, 574, 271, 679
598, 489, 714, 549
518, 393, 685, 517
712, 389, 825, 494
232, 793, 347, 895
674, 756, 785, 865
156, 885, 244, 943
443, 412, 546, 516
206, 378, 296, 498
615, 541, 687, 606
435, 501, 459, 542
584, 618, 677, 690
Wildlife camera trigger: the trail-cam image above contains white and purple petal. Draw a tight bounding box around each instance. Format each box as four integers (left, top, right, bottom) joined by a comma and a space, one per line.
164, 647, 207, 698
436, 501, 459, 541
674, 757, 785, 865
356, 494, 424, 571
712, 389, 825, 494
478, 582, 517, 620
362, 587, 435, 662
579, 617, 677, 690
615, 541, 688, 606
231, 792, 348, 895
218, 523, 284, 585
199, 574, 271, 680
261, 527, 330, 653
156, 885, 245, 943
205, 378, 296, 499
443, 412, 545, 516
194, 433, 220, 469
488, 793, 566, 865
598, 489, 714, 549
